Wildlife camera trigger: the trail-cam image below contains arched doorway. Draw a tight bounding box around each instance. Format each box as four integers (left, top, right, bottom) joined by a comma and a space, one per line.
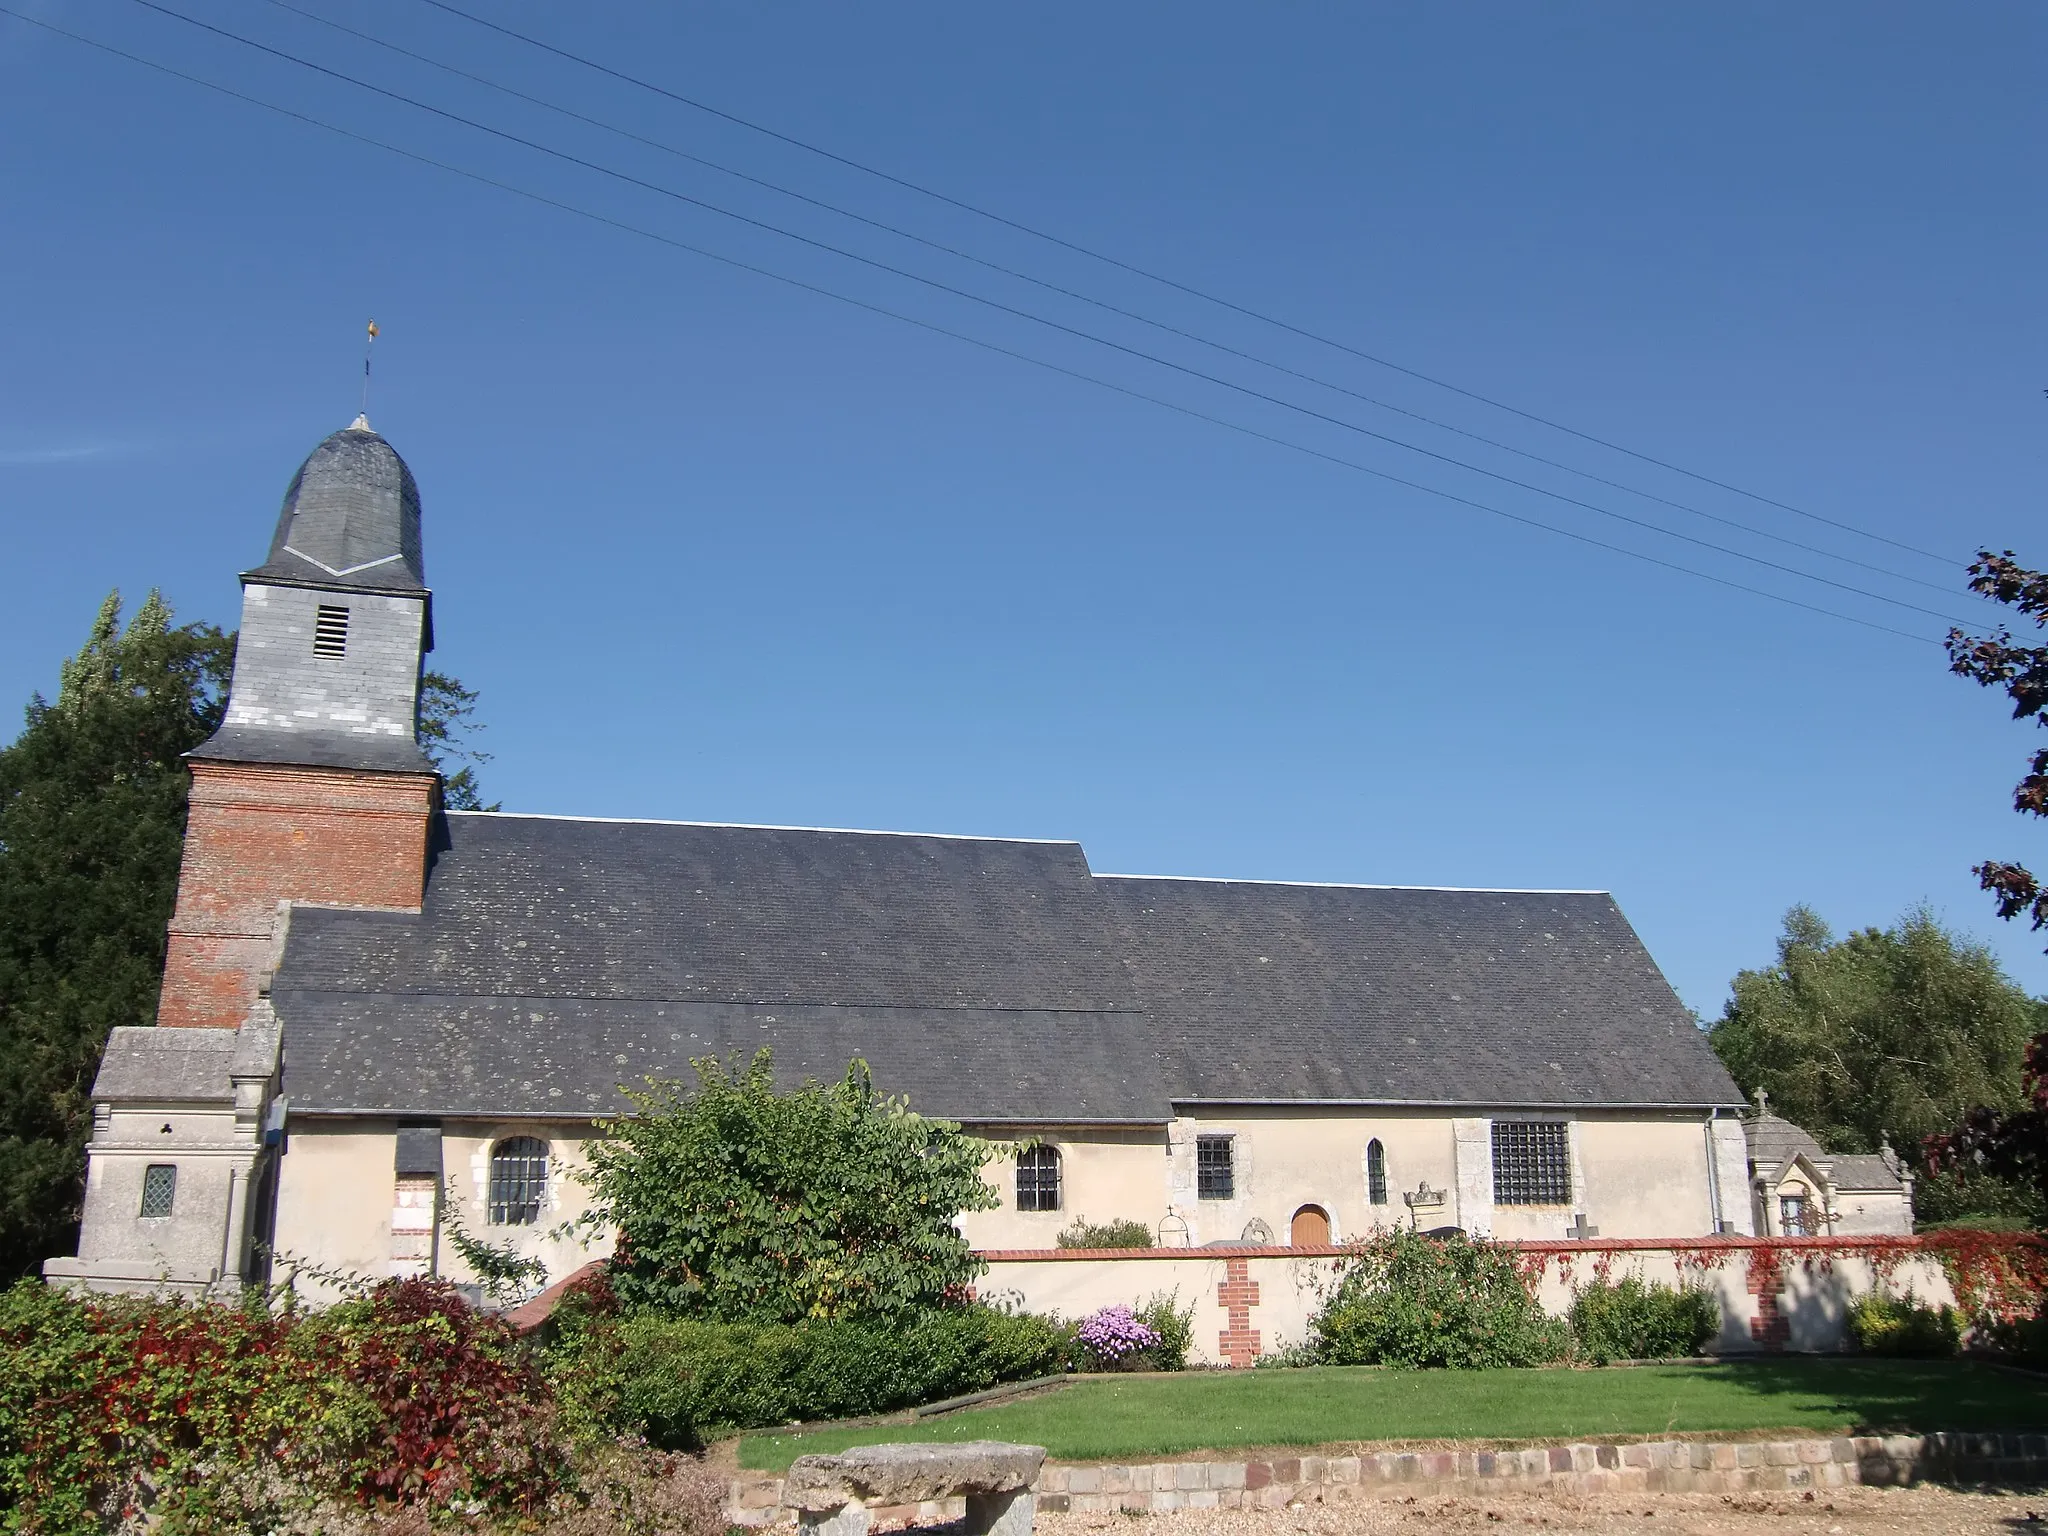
1290, 1204, 1331, 1246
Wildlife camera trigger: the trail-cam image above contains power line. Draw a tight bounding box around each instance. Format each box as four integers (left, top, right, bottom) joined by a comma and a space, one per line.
111, 0, 1993, 630
0, 5, 1945, 647
413, 0, 1963, 569
259, 0, 1959, 601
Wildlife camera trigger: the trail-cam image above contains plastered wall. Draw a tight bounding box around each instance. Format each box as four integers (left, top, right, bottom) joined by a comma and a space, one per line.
961, 1108, 1733, 1251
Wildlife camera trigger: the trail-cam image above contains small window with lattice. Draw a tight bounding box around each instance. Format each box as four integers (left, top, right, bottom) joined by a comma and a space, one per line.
1016, 1144, 1062, 1212
1366, 1138, 1388, 1205
1196, 1135, 1235, 1200
139, 1164, 177, 1219
313, 604, 350, 658
488, 1137, 548, 1226
1491, 1120, 1572, 1206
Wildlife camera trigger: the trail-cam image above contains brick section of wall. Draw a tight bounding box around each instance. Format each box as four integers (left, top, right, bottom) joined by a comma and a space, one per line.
731, 1433, 2048, 1523
1216, 1256, 1261, 1368
158, 760, 437, 1029
1748, 1254, 1790, 1352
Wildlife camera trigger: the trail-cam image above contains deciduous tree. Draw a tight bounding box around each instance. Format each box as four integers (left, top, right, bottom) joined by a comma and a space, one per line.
1709, 905, 2039, 1163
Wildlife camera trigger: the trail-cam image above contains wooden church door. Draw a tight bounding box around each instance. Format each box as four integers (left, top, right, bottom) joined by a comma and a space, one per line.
1290, 1204, 1330, 1246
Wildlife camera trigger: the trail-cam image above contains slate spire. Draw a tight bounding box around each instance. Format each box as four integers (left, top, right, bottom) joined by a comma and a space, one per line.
245, 415, 427, 595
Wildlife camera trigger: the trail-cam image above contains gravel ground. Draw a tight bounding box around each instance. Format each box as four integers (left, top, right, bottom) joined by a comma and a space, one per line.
1038, 1486, 2048, 1535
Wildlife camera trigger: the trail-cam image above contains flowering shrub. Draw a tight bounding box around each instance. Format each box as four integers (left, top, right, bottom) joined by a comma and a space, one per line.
1077, 1305, 1160, 1365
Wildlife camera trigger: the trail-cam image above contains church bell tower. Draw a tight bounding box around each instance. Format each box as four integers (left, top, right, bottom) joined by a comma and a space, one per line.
157, 416, 441, 1030
48, 416, 444, 1295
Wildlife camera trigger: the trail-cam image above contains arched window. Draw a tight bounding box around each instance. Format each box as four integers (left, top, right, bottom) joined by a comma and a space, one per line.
1016, 1144, 1062, 1212
488, 1136, 548, 1226
1366, 1139, 1388, 1205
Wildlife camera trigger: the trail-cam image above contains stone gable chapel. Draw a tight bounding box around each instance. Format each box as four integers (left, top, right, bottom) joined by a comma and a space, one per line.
48, 418, 1753, 1298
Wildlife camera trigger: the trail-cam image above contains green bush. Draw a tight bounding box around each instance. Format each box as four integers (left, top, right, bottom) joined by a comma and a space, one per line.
1977, 1307, 2048, 1365
1311, 1229, 1571, 1369
1847, 1292, 1962, 1357
546, 1298, 1080, 1448
1252, 1337, 1322, 1369
580, 1051, 999, 1322
1136, 1290, 1194, 1371
1056, 1217, 1155, 1249
1567, 1276, 1718, 1364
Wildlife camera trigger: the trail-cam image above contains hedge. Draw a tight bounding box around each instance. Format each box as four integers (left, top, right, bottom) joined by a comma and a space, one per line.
544, 1286, 1080, 1446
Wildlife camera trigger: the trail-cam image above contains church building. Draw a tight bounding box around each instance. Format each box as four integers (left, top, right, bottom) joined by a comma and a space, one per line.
47, 419, 1754, 1301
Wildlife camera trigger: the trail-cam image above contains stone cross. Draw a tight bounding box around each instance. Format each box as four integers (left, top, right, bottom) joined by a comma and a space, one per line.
1566, 1213, 1600, 1239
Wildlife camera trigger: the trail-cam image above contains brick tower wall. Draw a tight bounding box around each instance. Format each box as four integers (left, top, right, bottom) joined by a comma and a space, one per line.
158, 759, 437, 1029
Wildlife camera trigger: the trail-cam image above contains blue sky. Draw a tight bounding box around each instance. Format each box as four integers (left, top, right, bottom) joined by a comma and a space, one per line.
2, 1, 2043, 1017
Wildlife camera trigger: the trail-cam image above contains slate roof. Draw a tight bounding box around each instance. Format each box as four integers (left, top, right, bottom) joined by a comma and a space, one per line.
1097, 876, 1739, 1108
189, 724, 436, 775
95, 1016, 278, 1101
1744, 1111, 1906, 1191
271, 813, 1742, 1123
274, 814, 1165, 1123
244, 420, 427, 596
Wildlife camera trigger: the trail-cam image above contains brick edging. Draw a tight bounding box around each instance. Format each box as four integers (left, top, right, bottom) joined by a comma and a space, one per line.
729, 1431, 2048, 1522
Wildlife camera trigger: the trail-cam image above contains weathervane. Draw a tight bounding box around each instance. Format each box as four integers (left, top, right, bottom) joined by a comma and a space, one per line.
359, 318, 379, 423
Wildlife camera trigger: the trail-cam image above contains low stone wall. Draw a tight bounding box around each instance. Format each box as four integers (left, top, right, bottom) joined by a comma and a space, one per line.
730, 1433, 2048, 1522
977, 1238, 1964, 1367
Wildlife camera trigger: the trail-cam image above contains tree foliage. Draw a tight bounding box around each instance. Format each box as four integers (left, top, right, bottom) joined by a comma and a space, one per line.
0, 592, 493, 1280
1922, 552, 2048, 1216
419, 668, 495, 811
0, 593, 231, 1280
577, 1050, 999, 1322
1947, 550, 2048, 938
1708, 904, 2039, 1158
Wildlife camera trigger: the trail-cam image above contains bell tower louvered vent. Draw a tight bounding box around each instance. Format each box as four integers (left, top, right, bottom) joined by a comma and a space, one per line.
312, 604, 350, 658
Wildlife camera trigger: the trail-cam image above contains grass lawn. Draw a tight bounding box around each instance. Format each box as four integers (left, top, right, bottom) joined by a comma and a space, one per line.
737, 1360, 2048, 1471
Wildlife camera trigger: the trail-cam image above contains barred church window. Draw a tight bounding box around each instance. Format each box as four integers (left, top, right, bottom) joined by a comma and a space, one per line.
1196, 1135, 1235, 1200
313, 604, 351, 658
1366, 1138, 1388, 1205
139, 1164, 177, 1218
488, 1137, 548, 1225
1779, 1193, 1813, 1236
1491, 1120, 1571, 1205
1016, 1144, 1062, 1212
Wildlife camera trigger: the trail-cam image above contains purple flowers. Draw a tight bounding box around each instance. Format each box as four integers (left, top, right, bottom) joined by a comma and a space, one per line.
1077, 1304, 1162, 1363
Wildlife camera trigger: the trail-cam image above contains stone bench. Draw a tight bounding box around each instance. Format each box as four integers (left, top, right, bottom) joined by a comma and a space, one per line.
784, 1441, 1047, 1536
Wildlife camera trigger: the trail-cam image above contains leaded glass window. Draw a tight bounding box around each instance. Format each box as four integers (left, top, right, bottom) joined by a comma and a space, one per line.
1366, 1138, 1388, 1205
1196, 1135, 1235, 1201
1491, 1120, 1571, 1206
139, 1164, 177, 1218
488, 1137, 548, 1226
1016, 1144, 1061, 1212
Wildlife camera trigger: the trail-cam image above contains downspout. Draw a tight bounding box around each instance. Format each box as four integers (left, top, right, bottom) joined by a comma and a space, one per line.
1704, 1108, 1725, 1235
